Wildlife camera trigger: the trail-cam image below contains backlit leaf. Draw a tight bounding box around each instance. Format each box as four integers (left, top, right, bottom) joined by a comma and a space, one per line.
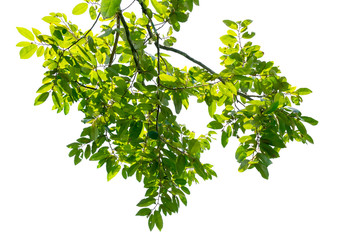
72, 3, 88, 15
20, 44, 37, 59
207, 121, 223, 130
101, 0, 122, 19
223, 20, 238, 30
34, 92, 49, 106
16, 27, 34, 41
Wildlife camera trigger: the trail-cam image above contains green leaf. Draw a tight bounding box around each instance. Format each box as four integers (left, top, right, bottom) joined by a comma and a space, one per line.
129, 121, 143, 140
255, 163, 269, 179
173, 92, 182, 114
175, 179, 187, 186
295, 120, 307, 135
264, 101, 279, 114
260, 143, 280, 158
136, 208, 151, 216
148, 131, 159, 140
235, 146, 247, 162
223, 20, 238, 30
72, 3, 88, 15
16, 27, 34, 41
296, 88, 312, 95
34, 92, 49, 106
221, 131, 229, 147
137, 197, 156, 207
89, 6, 97, 20
85, 145, 91, 159
301, 116, 318, 126
193, 160, 207, 180
148, 214, 155, 231
101, 0, 122, 19
207, 121, 223, 130
154, 210, 163, 231
107, 165, 121, 181
242, 32, 255, 39
150, 0, 167, 15
89, 151, 109, 161
208, 101, 216, 118
176, 155, 187, 174
36, 83, 53, 93
241, 19, 253, 27
261, 133, 286, 148
20, 44, 37, 59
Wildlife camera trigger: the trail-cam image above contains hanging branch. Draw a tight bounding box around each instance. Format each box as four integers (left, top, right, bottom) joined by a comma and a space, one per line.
108, 12, 121, 67
119, 11, 142, 72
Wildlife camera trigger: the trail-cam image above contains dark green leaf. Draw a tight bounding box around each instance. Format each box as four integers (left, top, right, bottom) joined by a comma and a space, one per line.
255, 163, 269, 179
148, 131, 159, 140
136, 208, 151, 216
260, 143, 280, 158
154, 210, 163, 231
175, 179, 187, 186
129, 121, 143, 140
261, 133, 286, 148
137, 197, 156, 207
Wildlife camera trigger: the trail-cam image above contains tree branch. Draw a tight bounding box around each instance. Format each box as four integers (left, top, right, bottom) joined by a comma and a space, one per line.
108, 12, 121, 66
158, 44, 216, 75
119, 11, 142, 72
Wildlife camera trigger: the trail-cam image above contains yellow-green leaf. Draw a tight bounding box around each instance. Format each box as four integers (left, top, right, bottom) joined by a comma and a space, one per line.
20, 44, 37, 59
72, 3, 88, 15
36, 46, 44, 57
34, 92, 49, 106
16, 27, 35, 41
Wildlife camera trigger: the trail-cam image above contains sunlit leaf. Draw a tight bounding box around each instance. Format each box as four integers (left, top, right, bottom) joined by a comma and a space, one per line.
101, 0, 122, 18
72, 3, 88, 15
16, 27, 34, 41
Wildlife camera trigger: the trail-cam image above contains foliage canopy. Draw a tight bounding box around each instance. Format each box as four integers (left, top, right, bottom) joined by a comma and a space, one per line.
17, 0, 317, 231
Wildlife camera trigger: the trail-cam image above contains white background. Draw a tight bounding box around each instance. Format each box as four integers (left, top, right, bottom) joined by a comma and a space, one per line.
1, 0, 360, 239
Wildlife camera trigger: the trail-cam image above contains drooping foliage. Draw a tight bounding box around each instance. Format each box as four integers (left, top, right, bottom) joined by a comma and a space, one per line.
17, 0, 317, 231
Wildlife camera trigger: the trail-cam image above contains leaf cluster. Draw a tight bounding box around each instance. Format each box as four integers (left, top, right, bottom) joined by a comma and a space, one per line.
17, 0, 317, 231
